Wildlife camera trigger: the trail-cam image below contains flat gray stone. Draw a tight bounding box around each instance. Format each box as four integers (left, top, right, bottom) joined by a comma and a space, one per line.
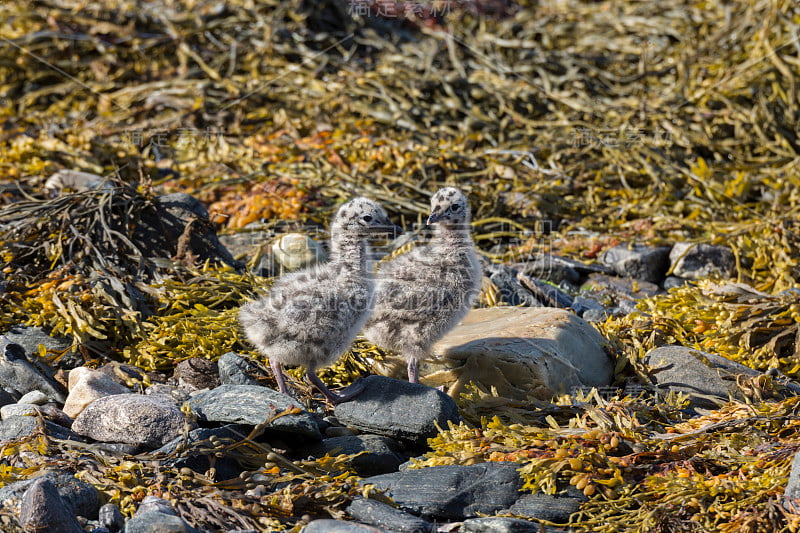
334, 376, 460, 444
643, 346, 759, 408
487, 264, 542, 306
124, 510, 201, 533
297, 435, 405, 476
217, 352, 272, 387
460, 517, 541, 533
601, 244, 671, 284
503, 486, 587, 522
72, 394, 185, 448
347, 498, 434, 532
0, 338, 65, 402
302, 520, 384, 532
188, 384, 320, 440
0, 415, 81, 443
669, 243, 736, 280
175, 357, 219, 390
99, 503, 125, 531
0, 471, 99, 519
784, 452, 800, 510
365, 462, 523, 520
20, 477, 84, 533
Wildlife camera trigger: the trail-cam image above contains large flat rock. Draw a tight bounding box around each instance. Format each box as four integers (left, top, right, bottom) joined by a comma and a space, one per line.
377, 307, 613, 400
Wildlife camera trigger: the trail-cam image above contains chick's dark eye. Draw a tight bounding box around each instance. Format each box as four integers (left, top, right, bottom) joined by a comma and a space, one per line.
451, 204, 462, 212
362, 214, 373, 222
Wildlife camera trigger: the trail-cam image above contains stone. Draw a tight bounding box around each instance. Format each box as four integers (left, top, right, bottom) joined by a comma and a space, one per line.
174, 357, 220, 390
460, 517, 541, 533
99, 503, 125, 532
44, 169, 109, 195
20, 477, 84, 533
188, 385, 321, 440
135, 495, 177, 516
367, 462, 523, 520
272, 233, 327, 271
516, 254, 612, 285
301, 520, 384, 532
784, 452, 800, 510
669, 242, 736, 280
217, 352, 272, 387
334, 376, 460, 444
0, 415, 82, 443
19, 390, 49, 405
0, 338, 66, 402
643, 346, 760, 408
487, 264, 542, 306
601, 244, 671, 284
72, 394, 185, 448
375, 307, 612, 400
155, 425, 251, 481
124, 510, 201, 533
96, 362, 147, 387
0, 471, 100, 519
0, 403, 38, 419
663, 276, 688, 290
516, 274, 574, 309
297, 435, 406, 477
218, 230, 279, 278
0, 388, 16, 408
63, 367, 131, 418
503, 486, 587, 522
346, 498, 434, 532
145, 384, 191, 404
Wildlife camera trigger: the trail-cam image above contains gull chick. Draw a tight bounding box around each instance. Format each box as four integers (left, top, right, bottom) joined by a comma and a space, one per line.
363, 187, 482, 383
239, 198, 397, 403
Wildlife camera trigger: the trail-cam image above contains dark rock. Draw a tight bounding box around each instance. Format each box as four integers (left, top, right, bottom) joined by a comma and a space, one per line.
669, 243, 736, 280
72, 394, 186, 449
155, 425, 251, 480
516, 273, 574, 308
516, 254, 613, 285
325, 426, 358, 437
99, 503, 125, 532
218, 352, 272, 387
0, 471, 99, 518
0, 388, 16, 408
366, 462, 523, 520
133, 192, 241, 269
124, 510, 201, 533
487, 264, 541, 306
297, 435, 405, 477
2, 325, 74, 367
301, 520, 384, 532
20, 478, 84, 533
0, 337, 66, 402
334, 376, 459, 444
601, 244, 671, 284
504, 486, 587, 522
460, 517, 541, 533
643, 346, 760, 408
581, 273, 662, 300
0, 415, 82, 443
346, 498, 434, 532
174, 357, 220, 390
189, 384, 321, 440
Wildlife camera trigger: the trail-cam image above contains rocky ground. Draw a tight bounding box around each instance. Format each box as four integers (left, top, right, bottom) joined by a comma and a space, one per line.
2, 0, 800, 531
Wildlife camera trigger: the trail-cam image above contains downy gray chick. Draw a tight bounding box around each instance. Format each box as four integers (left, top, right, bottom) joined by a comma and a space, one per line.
239, 198, 397, 403
363, 187, 482, 383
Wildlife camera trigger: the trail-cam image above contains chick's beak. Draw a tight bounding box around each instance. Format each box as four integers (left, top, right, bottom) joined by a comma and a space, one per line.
426, 211, 443, 226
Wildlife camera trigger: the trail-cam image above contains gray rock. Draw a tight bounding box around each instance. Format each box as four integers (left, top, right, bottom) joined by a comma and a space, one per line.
20, 477, 84, 533
514, 253, 613, 286
135, 495, 177, 516
99, 503, 125, 532
218, 352, 272, 387
3, 324, 82, 371
155, 425, 250, 481
0, 415, 82, 443
188, 384, 320, 440
365, 462, 523, 520
460, 517, 541, 533
784, 452, 800, 510
601, 244, 671, 284
643, 346, 760, 408
504, 486, 587, 522
272, 233, 327, 271
346, 498, 434, 532
302, 520, 384, 532
297, 435, 405, 477
0, 338, 66, 402
663, 276, 688, 290
487, 264, 542, 306
325, 426, 358, 437
334, 376, 459, 444
669, 243, 736, 280
124, 510, 201, 533
515, 274, 574, 309
72, 394, 186, 448
219, 230, 278, 278
174, 357, 220, 390
0, 388, 16, 408
0, 471, 100, 519
19, 390, 50, 405
1, 403, 38, 419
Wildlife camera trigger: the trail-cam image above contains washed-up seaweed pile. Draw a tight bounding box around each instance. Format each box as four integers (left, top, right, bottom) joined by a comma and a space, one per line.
1, 0, 800, 530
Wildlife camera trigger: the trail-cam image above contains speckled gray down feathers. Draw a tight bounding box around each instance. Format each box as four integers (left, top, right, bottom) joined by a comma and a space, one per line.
239, 198, 394, 372
363, 188, 482, 373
